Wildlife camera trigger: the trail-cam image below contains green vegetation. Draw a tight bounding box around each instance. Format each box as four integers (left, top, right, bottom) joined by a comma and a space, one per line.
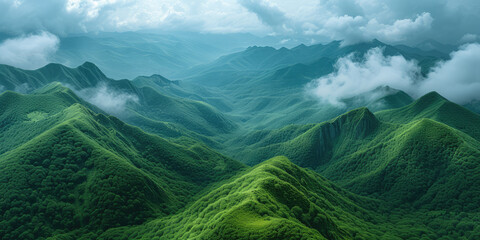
1, 87, 478, 239
91, 157, 448, 240
0, 39, 478, 239
228, 93, 480, 212
0, 89, 244, 239
0, 62, 237, 145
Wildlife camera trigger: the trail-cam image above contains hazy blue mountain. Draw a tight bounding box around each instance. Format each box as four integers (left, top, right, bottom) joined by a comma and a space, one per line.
0, 62, 236, 144
52, 31, 299, 79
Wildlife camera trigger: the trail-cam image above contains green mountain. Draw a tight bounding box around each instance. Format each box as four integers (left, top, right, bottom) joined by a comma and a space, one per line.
0, 88, 244, 239
0, 62, 113, 91
1, 83, 479, 239
1, 40, 427, 135
97, 156, 437, 240
160, 39, 445, 131
0, 36, 478, 240
53, 32, 294, 80
376, 91, 480, 140
228, 92, 480, 211
0, 63, 236, 143
179, 39, 446, 83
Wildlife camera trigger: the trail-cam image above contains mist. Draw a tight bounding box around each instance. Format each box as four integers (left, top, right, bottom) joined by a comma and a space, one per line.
308, 43, 480, 105
0, 31, 59, 69
420, 43, 480, 104
307, 47, 420, 106
74, 82, 139, 115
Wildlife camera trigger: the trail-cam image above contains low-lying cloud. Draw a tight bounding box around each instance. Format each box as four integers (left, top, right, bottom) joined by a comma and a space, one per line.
420, 43, 480, 104
14, 83, 32, 94
0, 31, 59, 69
308, 43, 480, 105
74, 82, 139, 114
307, 48, 420, 106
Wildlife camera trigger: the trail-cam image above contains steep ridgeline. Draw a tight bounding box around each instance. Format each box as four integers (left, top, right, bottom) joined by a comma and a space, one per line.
1, 88, 478, 239
230, 92, 480, 213
0, 62, 114, 90
0, 62, 236, 143
0, 88, 244, 240
167, 39, 443, 130
89, 157, 443, 240
376, 91, 480, 140
52, 31, 289, 80
179, 39, 446, 82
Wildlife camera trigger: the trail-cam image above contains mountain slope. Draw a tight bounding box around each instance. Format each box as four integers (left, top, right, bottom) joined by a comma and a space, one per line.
180, 39, 446, 84
0, 63, 237, 142
97, 157, 436, 240
228, 92, 480, 211
53, 32, 290, 79
0, 89, 245, 240
1, 88, 479, 239
376, 91, 480, 140
168, 40, 424, 130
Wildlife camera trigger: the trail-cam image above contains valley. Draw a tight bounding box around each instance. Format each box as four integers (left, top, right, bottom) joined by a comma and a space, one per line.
0, 37, 479, 239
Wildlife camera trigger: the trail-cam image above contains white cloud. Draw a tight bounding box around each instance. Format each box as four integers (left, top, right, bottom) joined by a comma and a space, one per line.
307, 47, 420, 106
75, 82, 139, 114
308, 44, 480, 105
0, 0, 478, 45
420, 43, 480, 104
313, 12, 434, 46
367, 12, 434, 43
0, 31, 59, 69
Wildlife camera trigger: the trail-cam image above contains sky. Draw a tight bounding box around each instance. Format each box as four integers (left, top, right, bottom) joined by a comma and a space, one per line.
0, 0, 479, 45
0, 0, 479, 105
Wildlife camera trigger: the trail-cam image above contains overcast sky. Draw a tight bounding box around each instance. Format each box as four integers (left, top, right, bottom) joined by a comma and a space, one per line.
1, 0, 479, 45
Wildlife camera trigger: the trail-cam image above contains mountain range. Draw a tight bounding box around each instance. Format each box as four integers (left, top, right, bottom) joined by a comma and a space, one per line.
0, 38, 479, 239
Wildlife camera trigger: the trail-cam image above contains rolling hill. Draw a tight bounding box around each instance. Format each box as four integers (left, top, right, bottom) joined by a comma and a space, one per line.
0, 88, 244, 239
0, 62, 236, 143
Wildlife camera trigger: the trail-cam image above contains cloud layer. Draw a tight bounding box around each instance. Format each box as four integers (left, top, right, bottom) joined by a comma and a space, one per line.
307, 48, 420, 106
308, 43, 480, 105
420, 43, 480, 104
0, 0, 479, 45
0, 31, 59, 69
75, 82, 139, 114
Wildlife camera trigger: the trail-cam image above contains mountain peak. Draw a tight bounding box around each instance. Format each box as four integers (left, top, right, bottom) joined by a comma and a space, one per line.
79, 61, 103, 73
327, 107, 379, 139
418, 91, 447, 103
376, 91, 480, 140
292, 43, 307, 50
334, 107, 377, 123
